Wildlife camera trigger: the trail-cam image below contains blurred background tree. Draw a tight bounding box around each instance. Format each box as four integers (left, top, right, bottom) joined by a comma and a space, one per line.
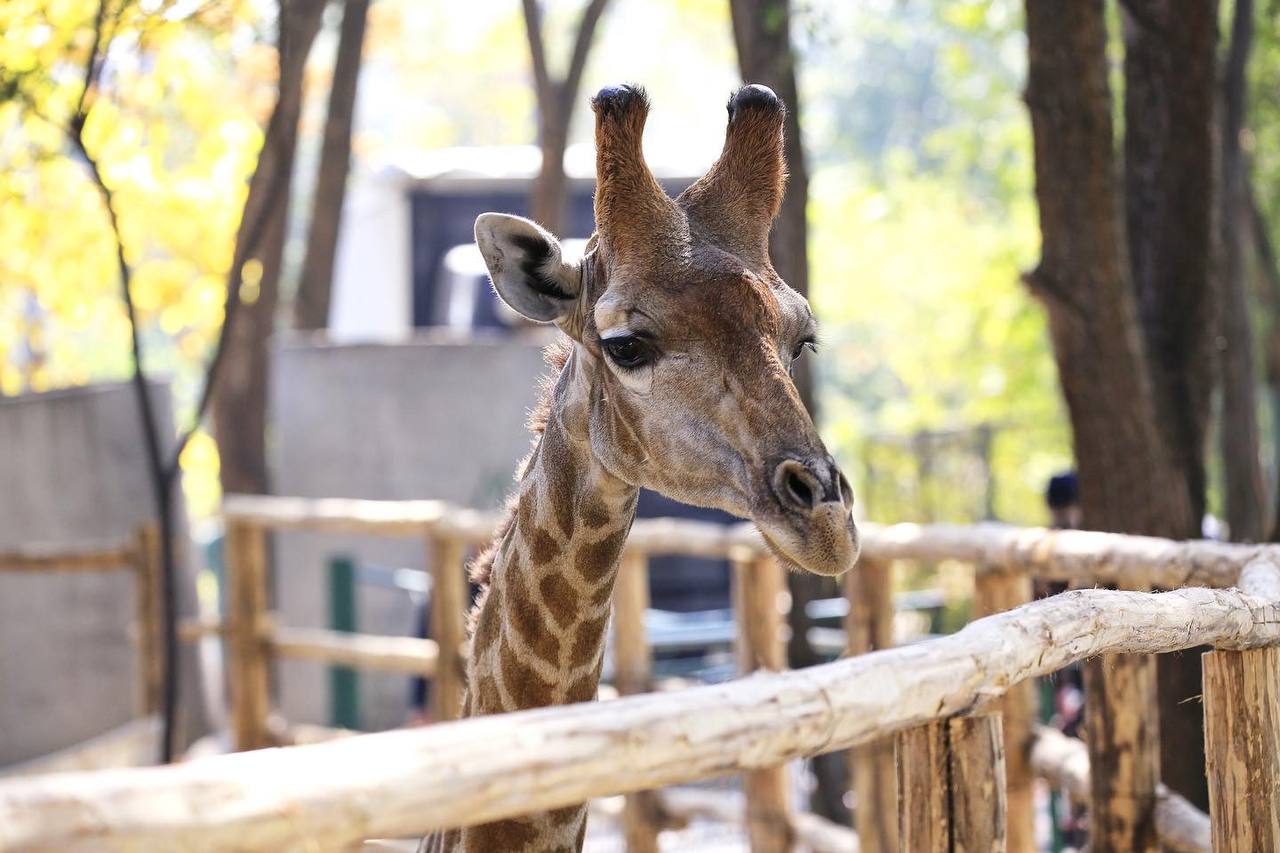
9, 0, 1280, 821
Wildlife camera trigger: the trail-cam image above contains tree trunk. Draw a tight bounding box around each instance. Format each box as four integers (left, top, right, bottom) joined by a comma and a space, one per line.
728, 0, 841, 823
530, 92, 570, 232
1120, 0, 1218, 810
1024, 3, 1197, 847
294, 0, 370, 332
1024, 0, 1192, 539
1219, 0, 1268, 543
213, 0, 324, 495
520, 0, 611, 236
1121, 0, 1217, 527
1247, 191, 1280, 540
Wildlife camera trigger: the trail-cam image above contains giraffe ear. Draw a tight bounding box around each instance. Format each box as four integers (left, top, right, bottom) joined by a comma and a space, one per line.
475, 213, 581, 324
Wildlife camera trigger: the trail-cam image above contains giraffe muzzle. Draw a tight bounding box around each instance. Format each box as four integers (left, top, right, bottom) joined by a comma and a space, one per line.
762, 456, 859, 577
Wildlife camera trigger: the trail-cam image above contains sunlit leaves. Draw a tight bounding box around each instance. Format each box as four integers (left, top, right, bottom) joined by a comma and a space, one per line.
810, 163, 1068, 525
1, 0, 264, 510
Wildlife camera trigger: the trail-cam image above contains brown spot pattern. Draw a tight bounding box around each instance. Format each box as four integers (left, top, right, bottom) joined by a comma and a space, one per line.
539, 573, 577, 630
580, 497, 611, 529
508, 571, 561, 664
500, 640, 555, 708
517, 494, 537, 534
564, 673, 599, 703
570, 613, 610, 665
529, 526, 561, 565
589, 580, 615, 608
541, 421, 580, 539
472, 591, 502, 657
466, 818, 539, 851
574, 529, 628, 582
549, 805, 581, 824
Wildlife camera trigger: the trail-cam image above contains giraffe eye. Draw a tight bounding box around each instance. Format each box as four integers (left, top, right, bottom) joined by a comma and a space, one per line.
788, 339, 816, 376
602, 334, 655, 370
790, 338, 816, 364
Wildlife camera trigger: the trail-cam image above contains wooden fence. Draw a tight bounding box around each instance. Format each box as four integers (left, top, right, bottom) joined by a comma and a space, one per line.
0, 527, 163, 722
2, 497, 1279, 851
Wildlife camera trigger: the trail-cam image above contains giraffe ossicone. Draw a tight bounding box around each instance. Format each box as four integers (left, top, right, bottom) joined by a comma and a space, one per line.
425, 83, 858, 853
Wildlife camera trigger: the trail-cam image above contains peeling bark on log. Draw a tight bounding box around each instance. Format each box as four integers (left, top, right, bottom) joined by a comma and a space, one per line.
973, 569, 1034, 852
844, 558, 896, 853
895, 713, 1006, 852
733, 554, 792, 853
221, 495, 1275, 590
1083, 653, 1160, 852
4, 586, 1278, 850
226, 520, 271, 752
428, 538, 466, 722
0, 541, 135, 572
611, 552, 659, 853
270, 627, 439, 675
133, 523, 164, 716
1028, 725, 1210, 852
1203, 645, 1280, 850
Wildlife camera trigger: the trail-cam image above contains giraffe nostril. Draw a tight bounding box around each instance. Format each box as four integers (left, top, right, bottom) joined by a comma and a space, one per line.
774, 459, 822, 512
785, 468, 814, 508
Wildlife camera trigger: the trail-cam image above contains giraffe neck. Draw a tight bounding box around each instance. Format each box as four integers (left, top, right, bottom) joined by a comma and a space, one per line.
456, 351, 638, 852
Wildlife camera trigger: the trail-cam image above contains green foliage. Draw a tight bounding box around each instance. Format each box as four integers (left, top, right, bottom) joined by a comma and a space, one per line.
803, 0, 1071, 525
810, 164, 1068, 525
1, 0, 1074, 526
0, 0, 265, 515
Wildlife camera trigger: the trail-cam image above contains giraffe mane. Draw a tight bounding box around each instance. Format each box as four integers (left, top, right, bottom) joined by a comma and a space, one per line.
464, 336, 574, 635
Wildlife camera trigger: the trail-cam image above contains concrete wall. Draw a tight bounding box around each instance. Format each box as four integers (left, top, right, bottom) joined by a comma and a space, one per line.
269, 332, 551, 729
329, 168, 412, 343
0, 382, 207, 765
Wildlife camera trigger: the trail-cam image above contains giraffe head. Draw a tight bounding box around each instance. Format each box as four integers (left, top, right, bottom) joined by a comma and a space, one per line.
475, 84, 858, 577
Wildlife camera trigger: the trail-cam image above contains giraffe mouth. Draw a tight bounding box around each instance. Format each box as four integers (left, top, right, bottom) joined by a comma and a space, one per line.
758, 529, 806, 574
756, 513, 860, 578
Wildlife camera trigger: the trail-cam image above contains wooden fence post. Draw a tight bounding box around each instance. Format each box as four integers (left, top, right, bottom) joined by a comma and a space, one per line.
132, 522, 164, 716
225, 519, 271, 751
429, 535, 467, 722
973, 566, 1035, 852
613, 550, 660, 853
1082, 653, 1160, 852
1080, 569, 1160, 853
896, 712, 1008, 853
1203, 645, 1280, 850
733, 551, 791, 853
844, 557, 897, 853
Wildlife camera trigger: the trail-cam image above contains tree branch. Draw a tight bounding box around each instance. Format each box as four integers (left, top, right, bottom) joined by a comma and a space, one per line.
166, 100, 293, 477
71, 0, 110, 124
520, 0, 553, 112
168, 0, 322, 472
65, 0, 184, 762
562, 0, 611, 111
1249, 184, 1280, 308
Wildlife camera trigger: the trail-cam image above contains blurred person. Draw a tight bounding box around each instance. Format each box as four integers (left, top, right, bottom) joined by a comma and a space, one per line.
1041, 470, 1086, 848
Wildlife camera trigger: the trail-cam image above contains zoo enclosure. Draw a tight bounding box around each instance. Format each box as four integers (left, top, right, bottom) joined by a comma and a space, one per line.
0, 527, 164, 724
2, 501, 1279, 851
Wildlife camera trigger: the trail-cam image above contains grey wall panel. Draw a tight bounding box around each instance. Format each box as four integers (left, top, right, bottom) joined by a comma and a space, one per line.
0, 382, 207, 765
269, 333, 550, 729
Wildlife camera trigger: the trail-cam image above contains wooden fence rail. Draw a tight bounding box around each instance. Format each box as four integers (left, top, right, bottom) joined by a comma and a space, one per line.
11, 499, 1278, 850
0, 529, 163, 718
222, 494, 1271, 586
3, 571, 1278, 851
213, 495, 1280, 852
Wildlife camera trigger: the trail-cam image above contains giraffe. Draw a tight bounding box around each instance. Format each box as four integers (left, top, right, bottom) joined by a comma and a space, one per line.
423, 83, 859, 853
